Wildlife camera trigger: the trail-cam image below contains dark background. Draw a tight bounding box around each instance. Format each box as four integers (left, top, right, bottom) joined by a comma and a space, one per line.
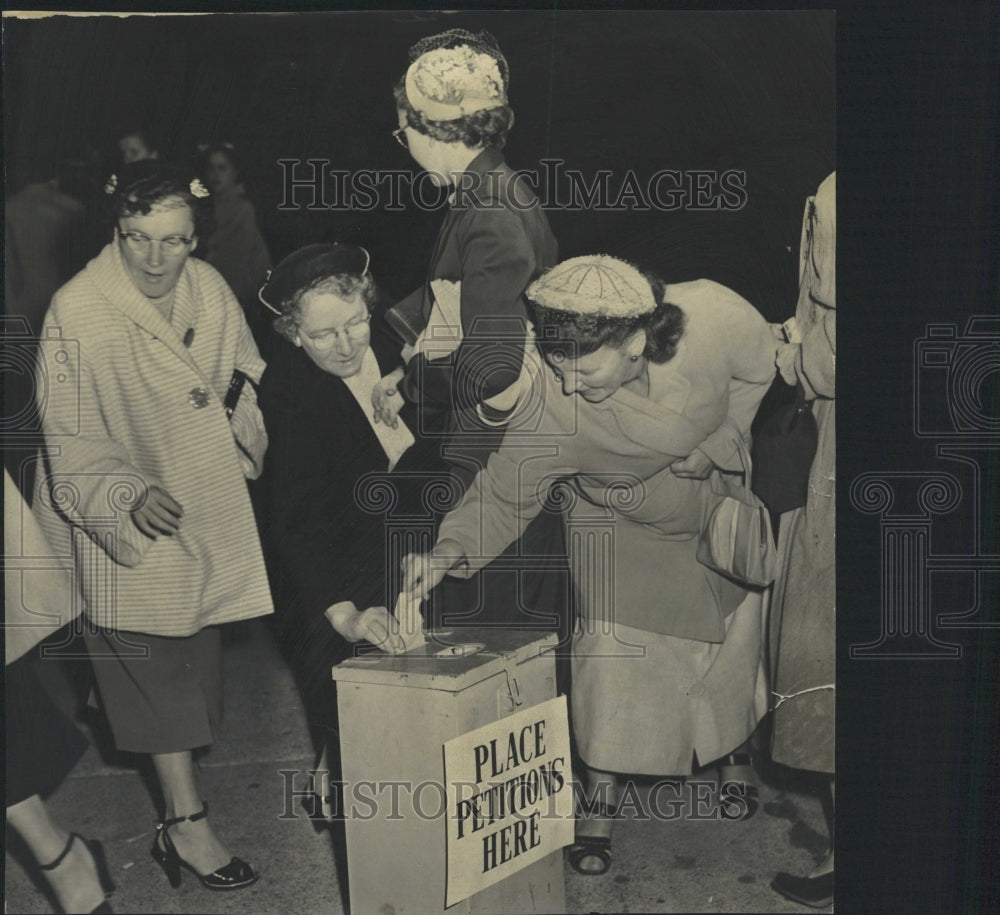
4, 4, 1000, 913
4, 10, 834, 318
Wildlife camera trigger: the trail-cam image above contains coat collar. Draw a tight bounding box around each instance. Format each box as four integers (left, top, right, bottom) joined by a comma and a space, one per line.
588, 345, 708, 458
85, 242, 206, 372
447, 147, 508, 208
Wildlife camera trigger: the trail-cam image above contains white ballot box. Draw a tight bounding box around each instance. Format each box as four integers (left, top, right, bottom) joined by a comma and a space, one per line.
331, 628, 568, 914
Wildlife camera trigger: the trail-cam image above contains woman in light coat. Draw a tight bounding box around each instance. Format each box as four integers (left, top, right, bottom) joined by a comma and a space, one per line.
403, 255, 777, 874
769, 171, 836, 908
34, 160, 271, 893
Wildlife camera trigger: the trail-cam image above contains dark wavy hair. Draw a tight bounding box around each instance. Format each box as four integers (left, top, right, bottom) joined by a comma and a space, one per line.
393, 79, 514, 150
529, 271, 687, 364
104, 159, 214, 240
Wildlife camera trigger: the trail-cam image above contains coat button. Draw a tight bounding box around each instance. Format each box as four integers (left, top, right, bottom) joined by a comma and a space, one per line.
687, 681, 706, 697
188, 387, 210, 408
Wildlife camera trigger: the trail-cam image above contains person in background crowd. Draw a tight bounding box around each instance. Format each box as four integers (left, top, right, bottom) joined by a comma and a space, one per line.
5, 155, 95, 334
33, 159, 272, 894
769, 172, 836, 910
114, 124, 160, 165
197, 141, 274, 356
5, 152, 100, 497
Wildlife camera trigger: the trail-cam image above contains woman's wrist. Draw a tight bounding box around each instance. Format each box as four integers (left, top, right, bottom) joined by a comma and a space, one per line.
324, 600, 360, 640
432, 538, 468, 573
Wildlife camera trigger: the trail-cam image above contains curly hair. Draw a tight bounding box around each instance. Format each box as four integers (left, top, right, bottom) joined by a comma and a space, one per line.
272, 272, 378, 343
530, 271, 687, 365
393, 78, 514, 150
105, 159, 214, 240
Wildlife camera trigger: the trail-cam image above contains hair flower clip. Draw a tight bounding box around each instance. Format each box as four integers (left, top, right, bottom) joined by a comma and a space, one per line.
189, 178, 210, 198
104, 174, 118, 195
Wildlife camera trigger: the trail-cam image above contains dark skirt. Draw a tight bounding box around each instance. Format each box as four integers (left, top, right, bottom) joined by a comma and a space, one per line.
5, 654, 89, 806
83, 626, 222, 754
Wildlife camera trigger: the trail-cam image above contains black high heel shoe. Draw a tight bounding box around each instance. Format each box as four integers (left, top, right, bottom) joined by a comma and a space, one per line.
39, 832, 115, 914
718, 752, 760, 821
151, 802, 258, 891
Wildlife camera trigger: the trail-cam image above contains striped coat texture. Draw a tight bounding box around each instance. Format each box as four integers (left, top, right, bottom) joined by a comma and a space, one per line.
33, 242, 273, 636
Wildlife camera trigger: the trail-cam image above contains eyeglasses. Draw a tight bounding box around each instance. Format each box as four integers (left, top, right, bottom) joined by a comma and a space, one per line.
392, 127, 409, 150
303, 313, 371, 346
119, 230, 194, 258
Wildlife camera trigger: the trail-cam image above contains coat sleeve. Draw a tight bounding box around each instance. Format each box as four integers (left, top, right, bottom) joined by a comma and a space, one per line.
696, 289, 778, 471
36, 305, 156, 568
260, 374, 387, 619
399, 208, 534, 412
436, 395, 577, 574
797, 305, 836, 399
228, 305, 269, 479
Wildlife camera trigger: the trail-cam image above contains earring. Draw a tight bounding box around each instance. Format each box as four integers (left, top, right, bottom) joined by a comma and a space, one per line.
629, 355, 639, 362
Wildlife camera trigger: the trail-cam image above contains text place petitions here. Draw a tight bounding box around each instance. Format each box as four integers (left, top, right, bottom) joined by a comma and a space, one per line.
443, 696, 573, 907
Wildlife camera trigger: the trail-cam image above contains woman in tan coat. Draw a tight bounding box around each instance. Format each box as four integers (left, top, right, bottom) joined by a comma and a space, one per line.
34, 160, 272, 893
403, 255, 777, 874
769, 172, 836, 908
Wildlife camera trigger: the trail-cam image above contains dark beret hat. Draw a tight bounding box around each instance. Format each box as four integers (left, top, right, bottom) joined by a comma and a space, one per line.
258, 243, 370, 314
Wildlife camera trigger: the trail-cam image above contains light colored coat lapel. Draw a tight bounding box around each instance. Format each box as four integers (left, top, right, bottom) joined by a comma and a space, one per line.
85, 241, 209, 385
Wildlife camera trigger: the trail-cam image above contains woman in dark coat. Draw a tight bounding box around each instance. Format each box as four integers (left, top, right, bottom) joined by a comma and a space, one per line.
257, 244, 453, 808
375, 27, 568, 636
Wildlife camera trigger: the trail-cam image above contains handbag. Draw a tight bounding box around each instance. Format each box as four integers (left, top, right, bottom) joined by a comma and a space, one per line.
749, 374, 819, 514
696, 438, 776, 587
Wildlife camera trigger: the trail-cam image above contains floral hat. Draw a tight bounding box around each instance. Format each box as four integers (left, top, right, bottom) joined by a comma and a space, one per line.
405, 29, 509, 121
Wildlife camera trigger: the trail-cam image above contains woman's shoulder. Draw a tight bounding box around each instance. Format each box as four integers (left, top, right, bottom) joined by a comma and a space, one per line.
48, 263, 108, 327
664, 279, 759, 325
259, 341, 346, 412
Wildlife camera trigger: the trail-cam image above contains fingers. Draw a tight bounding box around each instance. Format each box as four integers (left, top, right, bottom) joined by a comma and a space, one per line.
131, 486, 184, 538
131, 510, 161, 539
372, 387, 402, 428
361, 608, 405, 654
401, 552, 432, 598
146, 487, 183, 532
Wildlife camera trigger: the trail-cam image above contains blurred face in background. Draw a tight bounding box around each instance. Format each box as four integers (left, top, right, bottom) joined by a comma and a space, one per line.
119, 134, 157, 165
205, 151, 239, 194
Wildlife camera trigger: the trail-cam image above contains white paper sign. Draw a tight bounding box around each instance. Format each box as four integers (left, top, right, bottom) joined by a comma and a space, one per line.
443, 695, 573, 907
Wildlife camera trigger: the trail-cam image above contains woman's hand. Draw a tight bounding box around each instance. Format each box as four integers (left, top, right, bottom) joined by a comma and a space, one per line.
671, 448, 714, 480
401, 539, 466, 601
131, 484, 184, 538
372, 368, 405, 428
325, 601, 405, 654
776, 341, 800, 386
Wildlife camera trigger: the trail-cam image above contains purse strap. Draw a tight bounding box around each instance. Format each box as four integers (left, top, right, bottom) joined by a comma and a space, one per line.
223, 370, 248, 421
